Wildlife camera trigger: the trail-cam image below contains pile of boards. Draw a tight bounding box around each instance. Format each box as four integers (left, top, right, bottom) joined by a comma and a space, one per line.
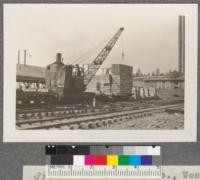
101, 64, 133, 95
86, 64, 133, 95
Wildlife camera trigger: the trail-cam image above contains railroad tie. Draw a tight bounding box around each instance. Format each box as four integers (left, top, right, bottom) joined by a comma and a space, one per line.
91, 109, 95, 113
79, 122, 89, 129
113, 119, 117, 123
94, 121, 102, 127
107, 118, 115, 124
38, 112, 43, 119
17, 114, 24, 119
62, 111, 66, 115
16, 115, 20, 120
42, 112, 46, 117
45, 112, 48, 117
30, 113, 35, 118
60, 125, 70, 130
117, 117, 123, 121
69, 124, 79, 130
22, 113, 28, 119
102, 121, 107, 126
88, 123, 96, 129
80, 110, 84, 113
125, 116, 129, 120
54, 124, 61, 129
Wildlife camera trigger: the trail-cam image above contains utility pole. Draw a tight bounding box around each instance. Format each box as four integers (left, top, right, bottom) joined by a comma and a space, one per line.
121, 52, 125, 61
24, 49, 27, 65
18, 49, 29, 65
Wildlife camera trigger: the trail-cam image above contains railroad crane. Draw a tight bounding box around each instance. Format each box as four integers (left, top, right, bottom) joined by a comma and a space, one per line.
16, 27, 124, 106
45, 27, 124, 103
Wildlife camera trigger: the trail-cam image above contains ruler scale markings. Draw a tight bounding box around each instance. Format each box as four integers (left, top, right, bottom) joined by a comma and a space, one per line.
148, 168, 150, 176
46, 166, 162, 179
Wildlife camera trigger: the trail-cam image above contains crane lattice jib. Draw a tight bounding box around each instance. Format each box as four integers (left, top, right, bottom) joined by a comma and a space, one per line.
84, 27, 124, 86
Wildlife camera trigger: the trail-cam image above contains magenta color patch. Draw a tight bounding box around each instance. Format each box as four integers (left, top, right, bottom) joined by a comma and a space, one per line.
85, 155, 96, 165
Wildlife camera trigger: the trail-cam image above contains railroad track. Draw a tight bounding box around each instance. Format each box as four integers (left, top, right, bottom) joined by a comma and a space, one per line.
16, 99, 183, 120
16, 102, 155, 120
16, 103, 184, 130
16, 103, 153, 126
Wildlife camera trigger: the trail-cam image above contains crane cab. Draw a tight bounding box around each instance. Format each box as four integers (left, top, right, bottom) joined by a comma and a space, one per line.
45, 53, 93, 103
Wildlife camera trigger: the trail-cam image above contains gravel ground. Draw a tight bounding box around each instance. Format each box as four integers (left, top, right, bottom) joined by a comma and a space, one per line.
98, 112, 184, 130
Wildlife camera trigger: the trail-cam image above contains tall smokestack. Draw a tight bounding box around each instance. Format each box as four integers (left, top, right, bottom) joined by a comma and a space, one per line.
178, 15, 185, 74
56, 53, 62, 63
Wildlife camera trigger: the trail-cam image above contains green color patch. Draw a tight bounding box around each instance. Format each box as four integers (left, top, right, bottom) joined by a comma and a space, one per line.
118, 155, 130, 165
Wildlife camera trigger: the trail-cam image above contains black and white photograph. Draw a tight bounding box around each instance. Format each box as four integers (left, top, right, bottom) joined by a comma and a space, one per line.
3, 4, 197, 142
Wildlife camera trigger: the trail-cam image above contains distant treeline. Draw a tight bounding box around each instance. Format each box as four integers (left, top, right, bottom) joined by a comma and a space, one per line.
133, 68, 181, 77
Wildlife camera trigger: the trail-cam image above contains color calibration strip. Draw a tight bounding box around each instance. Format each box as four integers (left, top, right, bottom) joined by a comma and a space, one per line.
45, 145, 161, 166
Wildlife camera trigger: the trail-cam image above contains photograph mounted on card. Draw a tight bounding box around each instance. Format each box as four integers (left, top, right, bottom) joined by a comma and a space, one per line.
3, 4, 198, 142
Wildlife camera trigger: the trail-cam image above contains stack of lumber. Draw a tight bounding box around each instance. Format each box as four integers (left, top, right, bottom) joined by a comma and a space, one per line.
108, 64, 133, 95
86, 64, 133, 95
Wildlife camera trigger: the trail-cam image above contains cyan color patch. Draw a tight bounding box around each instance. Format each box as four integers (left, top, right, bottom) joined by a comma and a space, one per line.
129, 155, 141, 165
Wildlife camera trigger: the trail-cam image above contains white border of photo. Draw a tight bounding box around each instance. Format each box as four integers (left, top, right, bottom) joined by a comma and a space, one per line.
3, 4, 198, 142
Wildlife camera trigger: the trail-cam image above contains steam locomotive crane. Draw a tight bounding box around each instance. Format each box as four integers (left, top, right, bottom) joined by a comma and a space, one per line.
16, 27, 125, 107
84, 27, 124, 86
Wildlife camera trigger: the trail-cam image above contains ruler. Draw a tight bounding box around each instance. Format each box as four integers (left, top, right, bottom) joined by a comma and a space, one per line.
45, 165, 162, 179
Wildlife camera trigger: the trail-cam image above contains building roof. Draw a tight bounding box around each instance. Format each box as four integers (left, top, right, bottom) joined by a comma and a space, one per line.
16, 64, 46, 82
133, 75, 184, 82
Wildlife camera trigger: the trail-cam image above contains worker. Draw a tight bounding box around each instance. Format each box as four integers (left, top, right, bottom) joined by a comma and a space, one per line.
75, 64, 81, 77
77, 67, 81, 77
93, 96, 96, 108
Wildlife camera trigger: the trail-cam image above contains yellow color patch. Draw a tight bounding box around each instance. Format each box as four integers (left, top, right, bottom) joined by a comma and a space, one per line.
107, 155, 118, 166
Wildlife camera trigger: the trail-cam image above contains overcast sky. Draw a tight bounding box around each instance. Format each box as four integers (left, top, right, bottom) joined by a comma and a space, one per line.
4, 4, 189, 74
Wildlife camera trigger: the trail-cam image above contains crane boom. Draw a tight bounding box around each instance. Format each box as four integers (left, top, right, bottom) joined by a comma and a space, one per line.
84, 27, 124, 86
